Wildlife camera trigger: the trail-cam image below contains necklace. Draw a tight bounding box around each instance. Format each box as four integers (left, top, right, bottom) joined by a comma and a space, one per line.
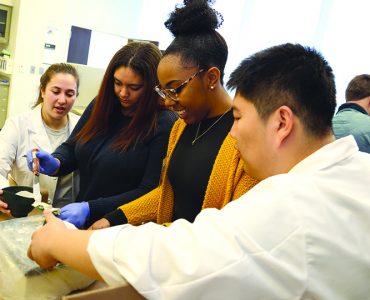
192, 108, 231, 146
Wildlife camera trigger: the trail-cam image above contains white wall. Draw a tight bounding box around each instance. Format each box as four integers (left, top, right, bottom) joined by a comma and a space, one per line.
6, 0, 147, 116
4, 0, 370, 118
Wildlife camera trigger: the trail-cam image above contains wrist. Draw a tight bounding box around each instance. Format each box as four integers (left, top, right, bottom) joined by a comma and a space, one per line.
51, 158, 61, 176
105, 209, 127, 226
82, 202, 90, 220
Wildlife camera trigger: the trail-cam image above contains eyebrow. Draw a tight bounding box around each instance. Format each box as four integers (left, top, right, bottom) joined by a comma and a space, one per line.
162, 79, 183, 89
113, 77, 143, 87
51, 86, 76, 92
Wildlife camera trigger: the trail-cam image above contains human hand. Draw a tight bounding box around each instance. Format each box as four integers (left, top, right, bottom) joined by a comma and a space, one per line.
89, 218, 111, 230
26, 149, 60, 175
59, 202, 90, 229
0, 190, 11, 216
27, 210, 67, 269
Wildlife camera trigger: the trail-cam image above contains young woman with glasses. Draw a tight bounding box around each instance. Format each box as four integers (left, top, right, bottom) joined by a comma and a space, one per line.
90, 0, 258, 229
26, 42, 177, 228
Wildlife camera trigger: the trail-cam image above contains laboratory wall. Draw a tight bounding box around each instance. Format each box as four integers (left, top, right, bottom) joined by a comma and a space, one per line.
1, 0, 370, 121
1, 0, 178, 118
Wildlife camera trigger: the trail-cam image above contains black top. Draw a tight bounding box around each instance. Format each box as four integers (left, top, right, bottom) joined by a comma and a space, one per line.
53, 100, 177, 226
168, 110, 233, 222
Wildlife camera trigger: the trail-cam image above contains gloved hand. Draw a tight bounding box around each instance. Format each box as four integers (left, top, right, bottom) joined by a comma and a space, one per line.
59, 202, 90, 229
27, 149, 60, 175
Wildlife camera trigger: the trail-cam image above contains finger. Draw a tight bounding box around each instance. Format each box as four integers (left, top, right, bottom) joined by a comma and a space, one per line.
0, 209, 11, 215
27, 245, 34, 261
43, 210, 55, 223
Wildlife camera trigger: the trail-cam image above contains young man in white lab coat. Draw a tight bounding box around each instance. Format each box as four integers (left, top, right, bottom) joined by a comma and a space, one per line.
27, 43, 370, 300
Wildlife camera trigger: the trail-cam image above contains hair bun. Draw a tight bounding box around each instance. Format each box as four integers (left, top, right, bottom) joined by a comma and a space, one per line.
165, 0, 224, 37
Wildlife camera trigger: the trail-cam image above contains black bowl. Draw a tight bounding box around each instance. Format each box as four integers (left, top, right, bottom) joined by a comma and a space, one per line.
2, 186, 35, 218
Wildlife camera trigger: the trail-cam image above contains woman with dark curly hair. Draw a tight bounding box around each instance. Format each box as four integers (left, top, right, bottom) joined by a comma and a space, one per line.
91, 0, 258, 229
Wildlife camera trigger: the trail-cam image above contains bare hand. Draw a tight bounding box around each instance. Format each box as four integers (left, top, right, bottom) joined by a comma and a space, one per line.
0, 190, 11, 216
27, 210, 67, 269
89, 218, 111, 230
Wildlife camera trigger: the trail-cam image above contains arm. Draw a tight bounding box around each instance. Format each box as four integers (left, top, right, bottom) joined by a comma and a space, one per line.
102, 186, 162, 226
30, 180, 304, 299
87, 111, 176, 224
0, 117, 22, 214
0, 117, 19, 188
28, 210, 103, 280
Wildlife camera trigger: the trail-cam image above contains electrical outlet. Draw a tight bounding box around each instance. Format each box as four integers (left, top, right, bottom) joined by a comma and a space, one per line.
30, 65, 36, 74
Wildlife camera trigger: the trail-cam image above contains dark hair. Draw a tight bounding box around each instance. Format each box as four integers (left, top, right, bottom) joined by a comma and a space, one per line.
75, 41, 162, 151
227, 43, 337, 137
345, 74, 370, 102
164, 0, 228, 84
33, 63, 79, 108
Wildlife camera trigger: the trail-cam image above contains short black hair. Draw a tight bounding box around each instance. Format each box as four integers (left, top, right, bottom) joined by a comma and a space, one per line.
345, 74, 370, 102
227, 43, 336, 137
163, 0, 228, 84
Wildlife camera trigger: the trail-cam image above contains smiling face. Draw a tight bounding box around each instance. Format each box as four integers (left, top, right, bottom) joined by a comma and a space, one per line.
157, 55, 210, 124
41, 72, 77, 127
113, 66, 145, 115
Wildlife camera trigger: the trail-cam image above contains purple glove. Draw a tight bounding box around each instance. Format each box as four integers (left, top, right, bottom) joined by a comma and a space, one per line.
26, 149, 60, 175
59, 202, 90, 229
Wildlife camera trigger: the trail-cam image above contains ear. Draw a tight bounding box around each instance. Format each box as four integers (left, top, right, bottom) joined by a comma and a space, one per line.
205, 67, 220, 90
41, 89, 45, 100
271, 105, 294, 147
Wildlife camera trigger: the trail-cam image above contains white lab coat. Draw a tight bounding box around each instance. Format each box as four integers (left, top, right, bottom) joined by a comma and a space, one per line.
88, 136, 370, 300
0, 105, 80, 203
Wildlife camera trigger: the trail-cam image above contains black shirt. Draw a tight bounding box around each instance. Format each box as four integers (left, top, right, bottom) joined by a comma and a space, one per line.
53, 100, 177, 226
168, 110, 233, 222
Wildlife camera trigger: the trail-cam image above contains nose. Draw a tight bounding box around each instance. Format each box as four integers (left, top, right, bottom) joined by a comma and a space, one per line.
230, 121, 236, 139
163, 96, 177, 108
119, 86, 129, 97
57, 93, 67, 104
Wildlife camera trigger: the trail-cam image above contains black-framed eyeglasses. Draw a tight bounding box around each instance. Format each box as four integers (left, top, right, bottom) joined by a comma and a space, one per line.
154, 69, 205, 102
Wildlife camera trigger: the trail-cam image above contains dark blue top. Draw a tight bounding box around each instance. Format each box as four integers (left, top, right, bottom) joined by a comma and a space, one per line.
53, 100, 177, 226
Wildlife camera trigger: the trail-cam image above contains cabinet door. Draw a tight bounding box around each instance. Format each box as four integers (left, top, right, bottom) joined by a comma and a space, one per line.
0, 5, 12, 44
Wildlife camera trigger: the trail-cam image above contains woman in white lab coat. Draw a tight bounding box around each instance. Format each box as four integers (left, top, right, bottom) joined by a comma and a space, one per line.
0, 63, 80, 216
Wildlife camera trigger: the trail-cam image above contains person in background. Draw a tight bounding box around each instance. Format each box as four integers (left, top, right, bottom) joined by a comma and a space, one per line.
332, 74, 370, 153
28, 43, 370, 300
0, 63, 80, 216
27, 42, 177, 228
90, 0, 257, 229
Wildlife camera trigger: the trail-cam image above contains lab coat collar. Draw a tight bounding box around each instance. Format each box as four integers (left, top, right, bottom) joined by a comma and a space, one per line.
26, 104, 79, 151
28, 104, 44, 134
289, 135, 359, 174
27, 104, 51, 151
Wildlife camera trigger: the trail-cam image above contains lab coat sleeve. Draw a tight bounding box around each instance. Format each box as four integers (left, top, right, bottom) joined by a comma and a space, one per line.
0, 117, 19, 188
87, 178, 307, 300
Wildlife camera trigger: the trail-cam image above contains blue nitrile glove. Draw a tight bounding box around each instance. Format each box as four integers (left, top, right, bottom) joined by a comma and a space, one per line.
59, 202, 90, 229
26, 149, 60, 175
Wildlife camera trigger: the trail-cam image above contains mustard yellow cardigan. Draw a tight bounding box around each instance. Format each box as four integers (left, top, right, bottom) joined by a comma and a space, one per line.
118, 119, 258, 225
